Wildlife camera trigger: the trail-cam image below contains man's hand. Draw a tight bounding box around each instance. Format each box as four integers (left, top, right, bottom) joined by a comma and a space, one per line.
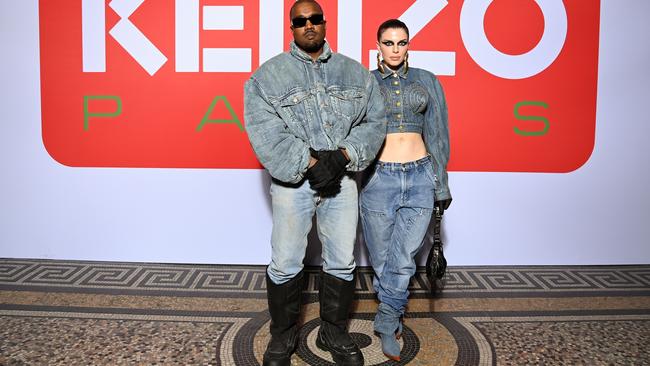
305, 149, 349, 197
434, 198, 452, 215
313, 149, 349, 177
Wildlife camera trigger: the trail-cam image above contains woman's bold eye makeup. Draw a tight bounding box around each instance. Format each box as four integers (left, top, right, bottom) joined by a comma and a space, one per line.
380, 40, 409, 47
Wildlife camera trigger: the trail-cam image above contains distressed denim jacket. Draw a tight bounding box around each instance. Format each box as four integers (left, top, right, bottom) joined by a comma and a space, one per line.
372, 65, 451, 200
244, 41, 387, 184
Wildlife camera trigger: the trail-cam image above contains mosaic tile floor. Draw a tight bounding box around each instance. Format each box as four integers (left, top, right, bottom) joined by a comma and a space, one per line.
1, 259, 649, 365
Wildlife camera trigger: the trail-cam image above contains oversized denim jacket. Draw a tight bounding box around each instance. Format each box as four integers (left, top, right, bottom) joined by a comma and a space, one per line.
372, 65, 451, 200
244, 41, 387, 184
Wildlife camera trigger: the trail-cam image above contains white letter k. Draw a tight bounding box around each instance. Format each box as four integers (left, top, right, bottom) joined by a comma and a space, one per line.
109, 0, 168, 76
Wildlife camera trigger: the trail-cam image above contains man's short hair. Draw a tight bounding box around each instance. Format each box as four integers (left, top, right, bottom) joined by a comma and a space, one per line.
290, 0, 323, 19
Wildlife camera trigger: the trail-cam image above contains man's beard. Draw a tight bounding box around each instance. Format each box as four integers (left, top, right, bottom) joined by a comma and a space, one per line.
298, 38, 325, 53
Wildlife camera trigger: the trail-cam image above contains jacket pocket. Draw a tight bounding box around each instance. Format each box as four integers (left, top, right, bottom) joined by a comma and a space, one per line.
328, 86, 364, 120
278, 88, 311, 138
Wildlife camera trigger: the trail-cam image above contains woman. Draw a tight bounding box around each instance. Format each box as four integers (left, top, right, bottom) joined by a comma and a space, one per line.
360, 19, 452, 362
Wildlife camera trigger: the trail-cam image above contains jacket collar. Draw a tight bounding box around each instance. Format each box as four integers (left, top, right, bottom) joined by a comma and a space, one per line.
378, 61, 408, 79
289, 40, 332, 63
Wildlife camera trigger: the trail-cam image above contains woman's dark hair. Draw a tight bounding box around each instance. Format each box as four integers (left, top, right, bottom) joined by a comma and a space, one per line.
376, 19, 409, 41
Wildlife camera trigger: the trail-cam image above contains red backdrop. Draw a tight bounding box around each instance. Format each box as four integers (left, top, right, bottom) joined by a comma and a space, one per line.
39, 0, 599, 172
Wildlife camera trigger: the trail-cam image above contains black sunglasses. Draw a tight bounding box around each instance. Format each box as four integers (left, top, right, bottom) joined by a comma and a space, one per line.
291, 14, 325, 28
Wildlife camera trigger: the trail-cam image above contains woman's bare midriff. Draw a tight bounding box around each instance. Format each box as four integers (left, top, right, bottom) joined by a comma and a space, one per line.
378, 132, 428, 163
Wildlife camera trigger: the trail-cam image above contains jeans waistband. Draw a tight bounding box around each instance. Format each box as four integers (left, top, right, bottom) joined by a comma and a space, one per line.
376, 155, 431, 171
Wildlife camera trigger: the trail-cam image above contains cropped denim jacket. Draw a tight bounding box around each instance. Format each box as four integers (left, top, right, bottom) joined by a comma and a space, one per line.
372, 65, 451, 200
244, 41, 387, 184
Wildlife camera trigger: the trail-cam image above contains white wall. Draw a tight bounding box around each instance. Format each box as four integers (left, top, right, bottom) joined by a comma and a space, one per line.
1, 0, 649, 265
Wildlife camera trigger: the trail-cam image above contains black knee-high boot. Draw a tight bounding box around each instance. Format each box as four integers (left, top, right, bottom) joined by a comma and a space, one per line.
316, 271, 364, 365
263, 270, 304, 366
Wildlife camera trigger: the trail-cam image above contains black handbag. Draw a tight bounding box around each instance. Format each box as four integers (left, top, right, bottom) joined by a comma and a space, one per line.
426, 207, 447, 293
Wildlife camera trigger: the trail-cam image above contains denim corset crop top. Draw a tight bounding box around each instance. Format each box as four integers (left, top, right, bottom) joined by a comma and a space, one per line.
371, 64, 452, 201
372, 65, 435, 134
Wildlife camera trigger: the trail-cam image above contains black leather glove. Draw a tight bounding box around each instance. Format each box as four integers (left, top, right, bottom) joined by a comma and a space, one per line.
305, 159, 332, 190
315, 178, 342, 198
434, 198, 452, 215
305, 149, 349, 197
305, 160, 342, 197
314, 149, 349, 178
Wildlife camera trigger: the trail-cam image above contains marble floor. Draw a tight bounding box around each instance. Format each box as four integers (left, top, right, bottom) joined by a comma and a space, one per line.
1, 259, 649, 365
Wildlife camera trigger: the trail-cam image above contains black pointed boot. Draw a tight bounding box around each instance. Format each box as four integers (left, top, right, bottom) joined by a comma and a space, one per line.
263, 270, 304, 366
316, 271, 364, 366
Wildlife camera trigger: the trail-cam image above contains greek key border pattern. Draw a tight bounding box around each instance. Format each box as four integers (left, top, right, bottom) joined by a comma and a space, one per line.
1, 259, 648, 298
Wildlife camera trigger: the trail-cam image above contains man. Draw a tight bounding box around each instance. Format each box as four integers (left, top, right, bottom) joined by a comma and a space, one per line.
244, 1, 386, 365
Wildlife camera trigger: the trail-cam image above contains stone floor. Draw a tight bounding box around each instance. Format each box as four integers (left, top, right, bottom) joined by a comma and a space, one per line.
1, 259, 649, 365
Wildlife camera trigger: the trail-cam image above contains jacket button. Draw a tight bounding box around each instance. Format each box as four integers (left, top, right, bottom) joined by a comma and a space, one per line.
393, 81, 399, 85
293, 98, 298, 103
396, 102, 401, 106
395, 90, 400, 94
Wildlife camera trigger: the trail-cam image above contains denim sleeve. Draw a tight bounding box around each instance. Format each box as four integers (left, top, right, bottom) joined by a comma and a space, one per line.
244, 78, 310, 183
423, 76, 452, 201
338, 74, 387, 171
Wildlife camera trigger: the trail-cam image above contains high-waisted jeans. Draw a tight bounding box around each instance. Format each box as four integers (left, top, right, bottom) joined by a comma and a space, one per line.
267, 175, 358, 285
360, 156, 436, 313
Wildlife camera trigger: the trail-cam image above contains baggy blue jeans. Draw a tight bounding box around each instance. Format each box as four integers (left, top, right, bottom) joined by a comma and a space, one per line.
267, 175, 358, 285
360, 156, 436, 313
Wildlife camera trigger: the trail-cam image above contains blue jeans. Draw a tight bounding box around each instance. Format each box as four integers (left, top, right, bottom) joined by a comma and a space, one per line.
360, 156, 436, 313
267, 175, 358, 285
